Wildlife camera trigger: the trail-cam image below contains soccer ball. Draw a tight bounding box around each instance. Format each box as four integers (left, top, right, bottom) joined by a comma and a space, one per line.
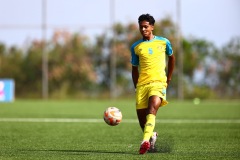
103, 107, 122, 126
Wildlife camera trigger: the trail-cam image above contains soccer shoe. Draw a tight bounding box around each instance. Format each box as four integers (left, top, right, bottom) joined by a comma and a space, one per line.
149, 132, 158, 152
139, 141, 150, 154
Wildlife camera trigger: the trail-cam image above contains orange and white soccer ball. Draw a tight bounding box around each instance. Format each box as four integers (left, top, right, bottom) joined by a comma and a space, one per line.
103, 107, 122, 126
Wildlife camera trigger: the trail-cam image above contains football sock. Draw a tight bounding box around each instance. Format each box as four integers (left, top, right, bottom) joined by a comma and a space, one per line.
143, 114, 156, 141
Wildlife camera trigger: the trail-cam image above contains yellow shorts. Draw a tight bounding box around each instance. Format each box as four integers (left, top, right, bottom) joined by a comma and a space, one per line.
135, 81, 168, 109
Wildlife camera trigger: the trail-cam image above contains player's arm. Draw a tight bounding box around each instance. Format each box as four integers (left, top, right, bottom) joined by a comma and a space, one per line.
132, 65, 139, 89
166, 54, 175, 86
130, 45, 139, 89
165, 38, 175, 86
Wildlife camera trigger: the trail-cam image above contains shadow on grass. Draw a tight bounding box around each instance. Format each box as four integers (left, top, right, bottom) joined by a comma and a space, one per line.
154, 134, 174, 153
20, 135, 174, 155
48, 149, 136, 155
21, 149, 137, 155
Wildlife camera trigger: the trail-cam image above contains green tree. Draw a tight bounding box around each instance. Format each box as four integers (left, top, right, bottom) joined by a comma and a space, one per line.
0, 45, 26, 97
1, 17, 239, 99
219, 37, 240, 98
48, 31, 97, 98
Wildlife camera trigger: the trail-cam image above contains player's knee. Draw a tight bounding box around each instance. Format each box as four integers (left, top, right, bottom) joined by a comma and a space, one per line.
148, 107, 157, 115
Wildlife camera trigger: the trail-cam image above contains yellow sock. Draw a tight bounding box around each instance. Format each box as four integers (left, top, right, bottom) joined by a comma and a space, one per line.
143, 114, 156, 141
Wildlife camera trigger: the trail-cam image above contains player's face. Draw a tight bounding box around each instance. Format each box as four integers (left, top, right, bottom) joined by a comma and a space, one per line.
139, 21, 154, 40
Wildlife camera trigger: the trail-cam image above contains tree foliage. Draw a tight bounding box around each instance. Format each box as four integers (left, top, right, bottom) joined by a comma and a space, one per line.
0, 17, 239, 99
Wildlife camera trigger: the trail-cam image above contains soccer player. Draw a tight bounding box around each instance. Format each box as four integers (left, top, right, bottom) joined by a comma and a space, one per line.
130, 14, 175, 154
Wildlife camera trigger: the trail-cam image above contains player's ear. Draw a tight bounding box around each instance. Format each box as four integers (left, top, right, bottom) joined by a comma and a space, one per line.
151, 25, 154, 31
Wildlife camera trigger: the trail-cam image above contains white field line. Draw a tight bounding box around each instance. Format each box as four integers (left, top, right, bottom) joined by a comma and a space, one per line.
0, 118, 240, 124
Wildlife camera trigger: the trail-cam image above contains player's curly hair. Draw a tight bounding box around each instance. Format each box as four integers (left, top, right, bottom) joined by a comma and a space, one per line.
138, 14, 155, 25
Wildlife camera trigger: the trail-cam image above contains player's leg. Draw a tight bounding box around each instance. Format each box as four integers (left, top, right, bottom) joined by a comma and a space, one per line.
135, 84, 151, 154
135, 84, 148, 131
136, 97, 161, 134
142, 96, 161, 141
136, 108, 147, 131
140, 82, 168, 154
138, 96, 161, 154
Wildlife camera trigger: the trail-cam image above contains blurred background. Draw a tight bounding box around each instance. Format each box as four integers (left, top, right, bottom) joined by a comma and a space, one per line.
0, 0, 239, 100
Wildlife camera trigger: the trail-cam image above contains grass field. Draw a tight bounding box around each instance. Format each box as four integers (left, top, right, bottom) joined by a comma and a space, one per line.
0, 99, 239, 160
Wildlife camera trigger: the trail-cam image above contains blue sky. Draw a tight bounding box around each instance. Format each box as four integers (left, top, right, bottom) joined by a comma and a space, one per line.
0, 0, 239, 48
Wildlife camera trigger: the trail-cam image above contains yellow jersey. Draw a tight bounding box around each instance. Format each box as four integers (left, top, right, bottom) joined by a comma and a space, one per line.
130, 36, 173, 86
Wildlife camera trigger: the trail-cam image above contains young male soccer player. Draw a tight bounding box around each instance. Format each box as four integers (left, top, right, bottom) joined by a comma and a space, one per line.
130, 13, 175, 154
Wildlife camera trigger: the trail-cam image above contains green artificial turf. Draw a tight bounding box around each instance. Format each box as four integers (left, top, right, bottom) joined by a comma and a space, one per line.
0, 99, 239, 160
